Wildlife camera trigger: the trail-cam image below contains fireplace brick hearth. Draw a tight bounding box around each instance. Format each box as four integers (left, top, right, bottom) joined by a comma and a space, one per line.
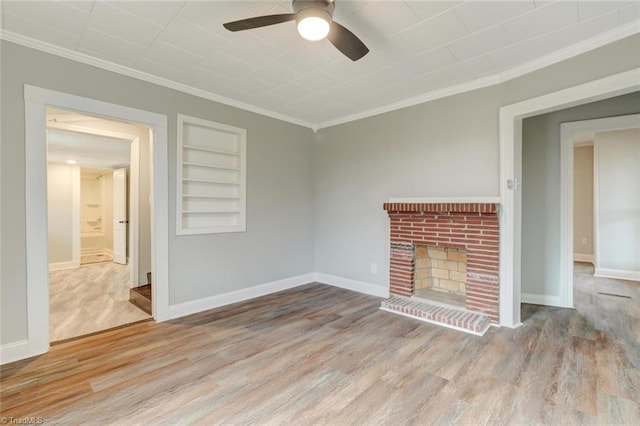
381, 201, 500, 333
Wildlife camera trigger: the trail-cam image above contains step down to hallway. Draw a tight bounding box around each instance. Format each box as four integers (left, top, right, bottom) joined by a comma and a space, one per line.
380, 295, 491, 336
129, 284, 152, 315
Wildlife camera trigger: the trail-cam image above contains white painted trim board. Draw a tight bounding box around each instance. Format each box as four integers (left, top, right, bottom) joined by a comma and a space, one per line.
594, 268, 640, 282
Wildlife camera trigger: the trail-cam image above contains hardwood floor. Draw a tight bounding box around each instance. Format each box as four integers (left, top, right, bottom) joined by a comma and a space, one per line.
2, 265, 638, 424
49, 262, 151, 341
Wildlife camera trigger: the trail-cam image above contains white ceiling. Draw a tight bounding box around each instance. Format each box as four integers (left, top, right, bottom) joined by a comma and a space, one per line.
47, 126, 131, 169
2, 1, 639, 129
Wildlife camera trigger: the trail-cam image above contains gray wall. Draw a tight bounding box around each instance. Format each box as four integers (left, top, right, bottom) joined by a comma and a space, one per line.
314, 34, 640, 292
521, 92, 640, 297
0, 41, 315, 344
2, 33, 640, 345
573, 146, 594, 257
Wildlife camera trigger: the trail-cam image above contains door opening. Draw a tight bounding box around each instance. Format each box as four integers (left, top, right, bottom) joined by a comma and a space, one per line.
46, 107, 152, 342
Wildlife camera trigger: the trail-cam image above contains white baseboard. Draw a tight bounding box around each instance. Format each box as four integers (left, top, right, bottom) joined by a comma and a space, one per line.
81, 248, 103, 255
573, 253, 594, 263
0, 339, 47, 365
49, 260, 80, 271
521, 293, 565, 308
594, 268, 640, 281
168, 273, 315, 320
104, 248, 114, 257
314, 273, 389, 298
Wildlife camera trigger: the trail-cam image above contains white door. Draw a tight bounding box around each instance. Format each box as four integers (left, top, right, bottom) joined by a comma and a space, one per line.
113, 168, 128, 265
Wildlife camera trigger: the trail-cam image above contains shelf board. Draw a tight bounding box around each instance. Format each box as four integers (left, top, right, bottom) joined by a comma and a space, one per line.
182, 178, 239, 185
182, 210, 239, 214
183, 161, 239, 171
183, 144, 239, 156
182, 194, 239, 199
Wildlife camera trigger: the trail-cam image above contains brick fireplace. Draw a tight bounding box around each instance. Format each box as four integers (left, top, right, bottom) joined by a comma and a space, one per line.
381, 201, 500, 330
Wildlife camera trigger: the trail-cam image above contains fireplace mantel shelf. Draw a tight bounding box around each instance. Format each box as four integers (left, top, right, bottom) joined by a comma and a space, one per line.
388, 197, 500, 203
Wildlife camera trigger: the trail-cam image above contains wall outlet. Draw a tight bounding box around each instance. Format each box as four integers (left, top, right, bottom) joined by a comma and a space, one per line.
370, 263, 378, 274
581, 237, 588, 245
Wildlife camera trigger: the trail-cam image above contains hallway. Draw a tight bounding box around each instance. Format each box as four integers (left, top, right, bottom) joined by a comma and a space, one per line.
49, 262, 150, 342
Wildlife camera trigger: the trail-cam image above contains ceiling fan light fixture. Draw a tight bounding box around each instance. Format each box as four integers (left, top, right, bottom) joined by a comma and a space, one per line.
296, 8, 331, 41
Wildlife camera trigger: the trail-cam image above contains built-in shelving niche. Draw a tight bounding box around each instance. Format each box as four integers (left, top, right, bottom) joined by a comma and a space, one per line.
177, 114, 246, 235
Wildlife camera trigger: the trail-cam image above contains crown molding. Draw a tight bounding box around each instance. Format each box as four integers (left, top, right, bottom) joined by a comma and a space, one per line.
2, 19, 639, 133
315, 20, 640, 131
0, 29, 315, 130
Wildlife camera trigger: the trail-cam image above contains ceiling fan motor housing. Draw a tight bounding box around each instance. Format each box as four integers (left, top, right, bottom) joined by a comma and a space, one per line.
293, 0, 335, 20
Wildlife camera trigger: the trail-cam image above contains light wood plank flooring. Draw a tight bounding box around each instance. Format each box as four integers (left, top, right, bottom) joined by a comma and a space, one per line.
49, 262, 150, 341
2, 264, 638, 424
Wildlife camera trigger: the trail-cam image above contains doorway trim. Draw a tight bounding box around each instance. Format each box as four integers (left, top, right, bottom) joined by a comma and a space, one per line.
498, 68, 640, 328
560, 113, 640, 304
24, 85, 169, 359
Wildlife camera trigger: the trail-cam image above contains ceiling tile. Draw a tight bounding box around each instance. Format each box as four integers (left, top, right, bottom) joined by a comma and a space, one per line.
212, 85, 254, 102
267, 82, 309, 100
247, 91, 291, 111
177, 1, 242, 40
241, 0, 286, 16
332, 0, 375, 20
398, 11, 469, 53
105, 1, 185, 27
159, 17, 229, 58
78, 28, 147, 66
502, 1, 579, 42
229, 76, 272, 95
578, 1, 636, 21
411, 55, 495, 92
135, 58, 189, 83
183, 66, 234, 93
618, 3, 640, 25
291, 70, 342, 94
452, 1, 535, 33
218, 33, 284, 67
401, 46, 460, 77
58, 1, 95, 13
351, 1, 422, 41
490, 10, 618, 70
3, 12, 81, 50
246, 61, 301, 87
87, 2, 163, 47
200, 51, 253, 79
139, 40, 204, 69
274, 41, 342, 74
446, 24, 514, 61
404, 1, 463, 20
2, 0, 90, 37
239, 20, 302, 51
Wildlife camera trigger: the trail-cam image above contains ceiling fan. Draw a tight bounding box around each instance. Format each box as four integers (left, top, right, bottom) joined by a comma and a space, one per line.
223, 0, 369, 61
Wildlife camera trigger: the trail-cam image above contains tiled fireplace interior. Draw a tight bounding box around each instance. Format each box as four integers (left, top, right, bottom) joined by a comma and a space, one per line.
380, 202, 500, 334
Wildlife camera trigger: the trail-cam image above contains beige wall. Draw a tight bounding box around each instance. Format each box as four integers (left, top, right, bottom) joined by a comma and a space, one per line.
573, 146, 594, 258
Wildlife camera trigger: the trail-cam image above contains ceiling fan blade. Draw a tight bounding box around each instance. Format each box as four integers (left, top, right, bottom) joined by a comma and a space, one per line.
327, 21, 369, 61
223, 14, 296, 32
